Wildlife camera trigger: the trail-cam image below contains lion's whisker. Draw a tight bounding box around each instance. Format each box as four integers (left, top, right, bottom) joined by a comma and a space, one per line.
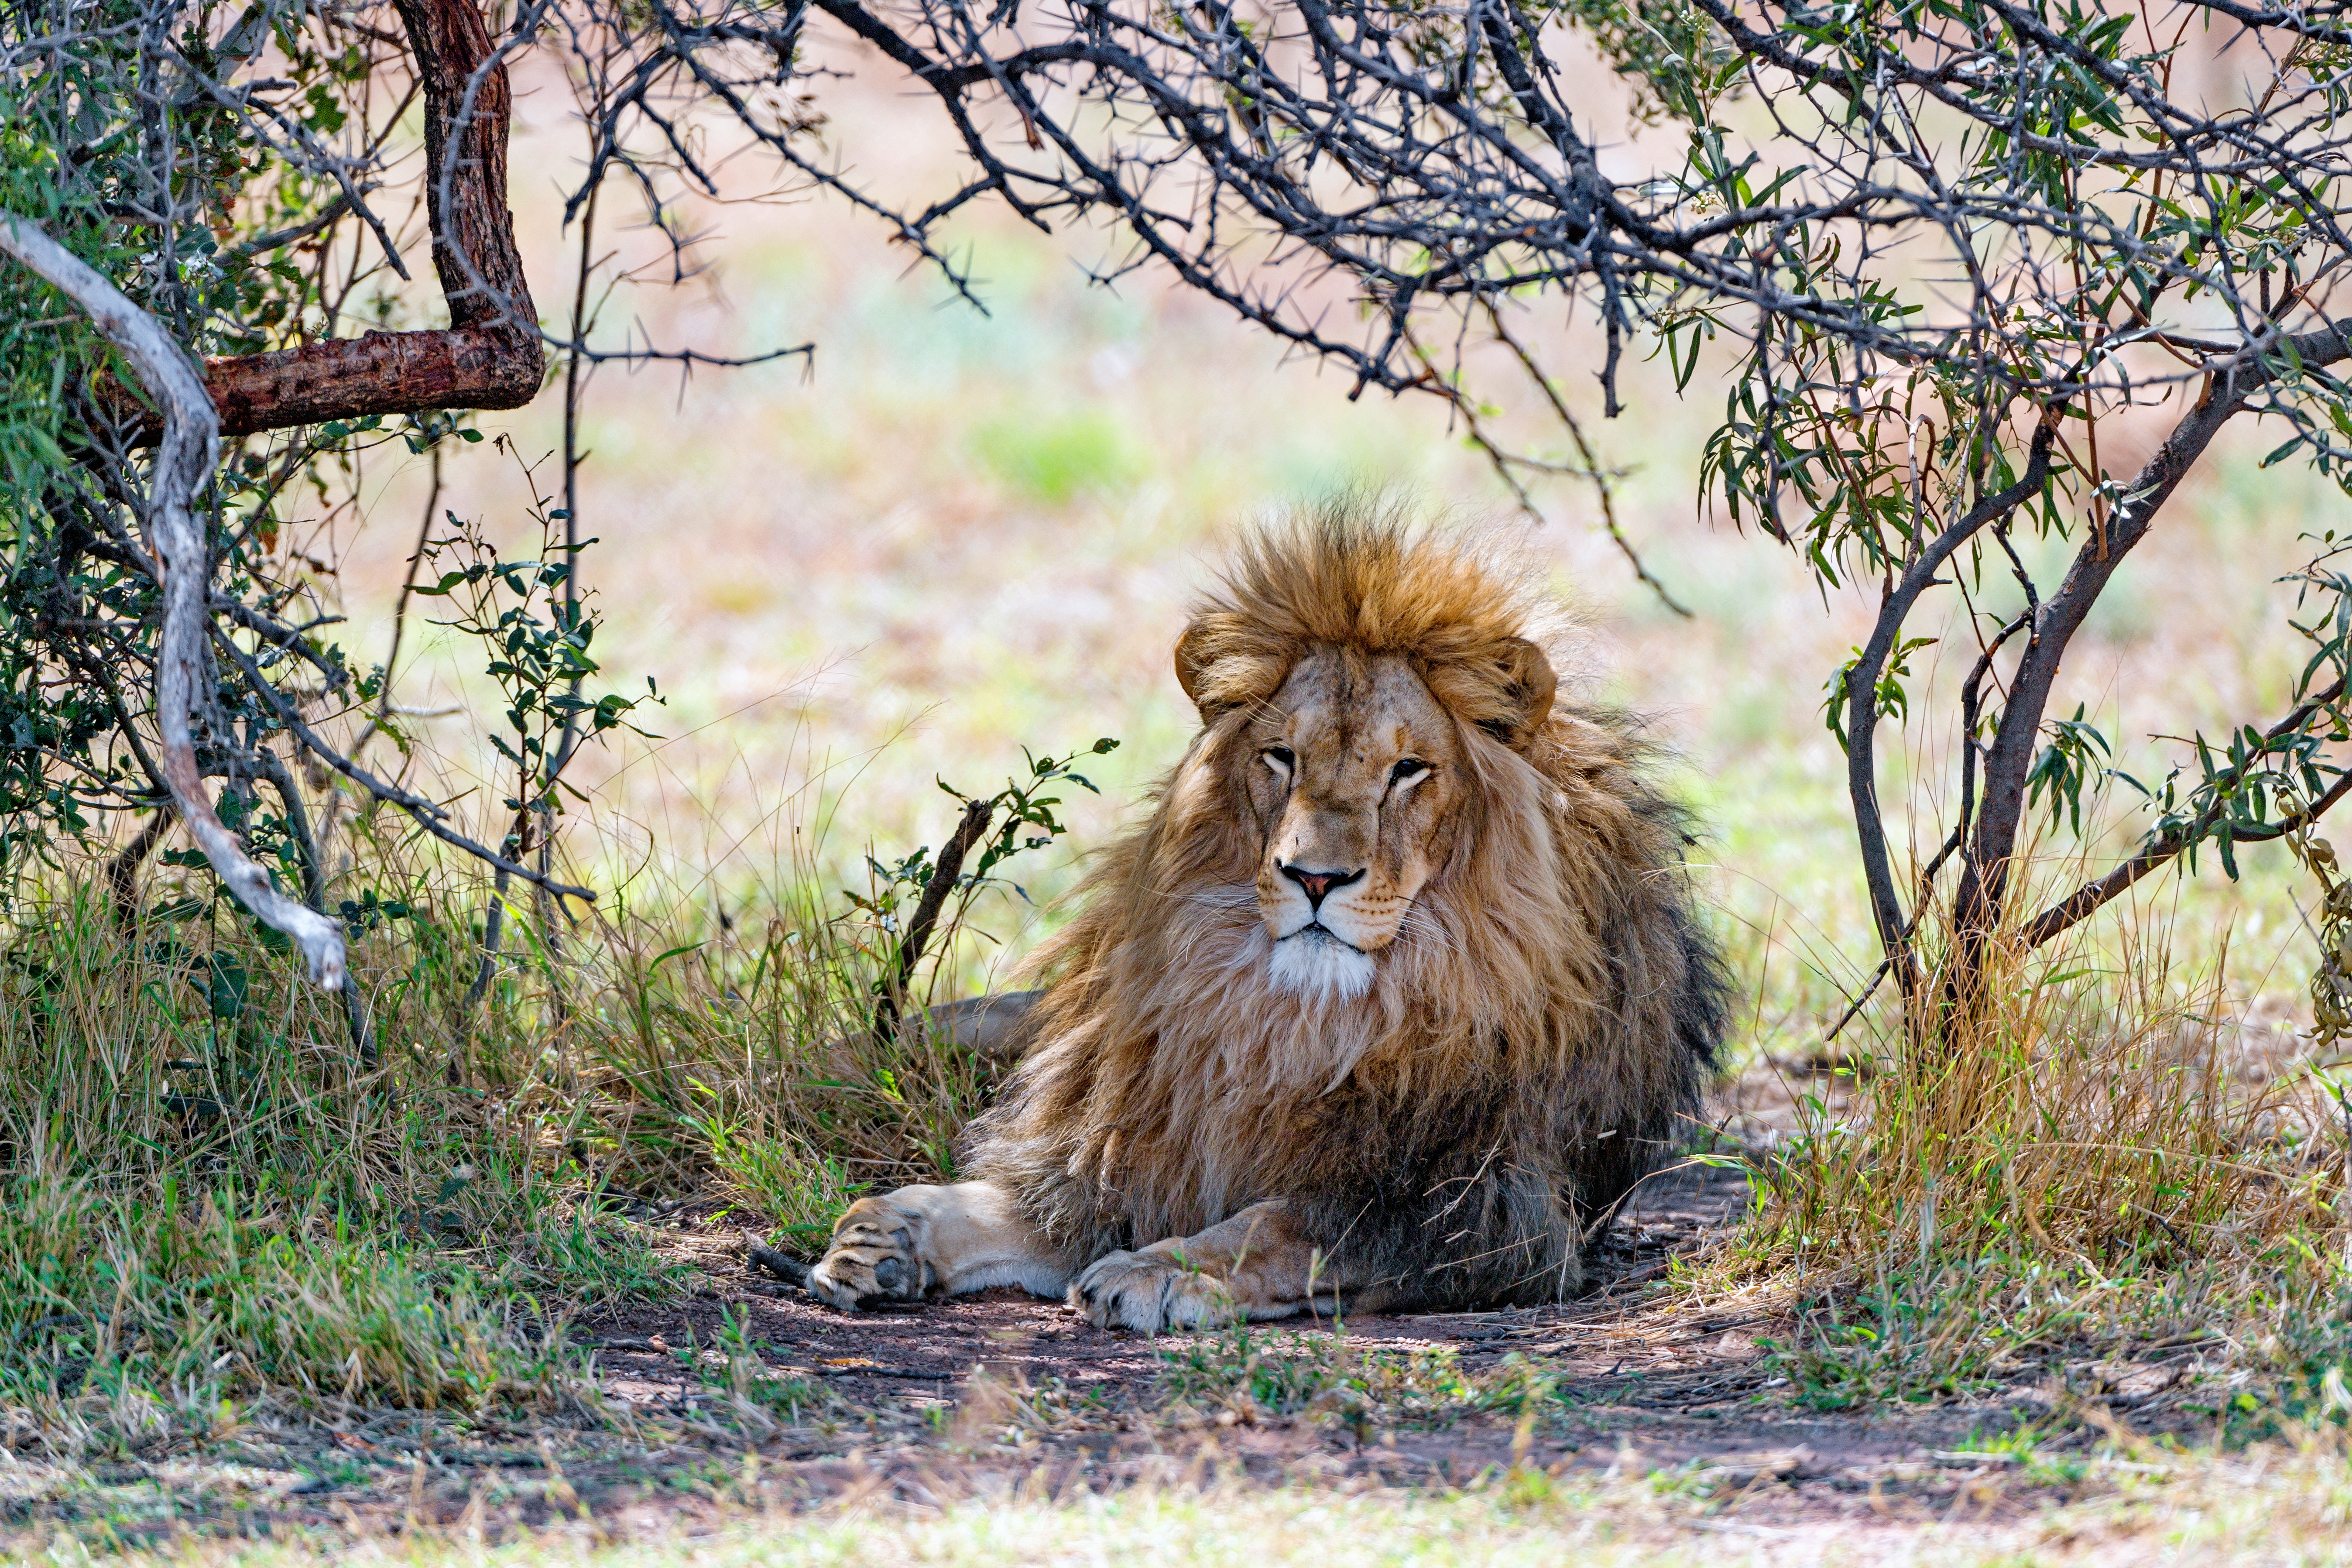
1171, 886, 1258, 912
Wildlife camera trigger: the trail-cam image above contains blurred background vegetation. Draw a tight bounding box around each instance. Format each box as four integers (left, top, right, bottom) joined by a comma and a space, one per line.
6, 0, 2352, 1496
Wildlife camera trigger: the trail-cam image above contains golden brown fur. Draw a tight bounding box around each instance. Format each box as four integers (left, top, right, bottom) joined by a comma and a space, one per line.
809, 505, 1727, 1327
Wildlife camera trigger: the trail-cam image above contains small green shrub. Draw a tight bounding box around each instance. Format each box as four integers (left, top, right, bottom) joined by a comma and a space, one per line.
702, 1117, 870, 1248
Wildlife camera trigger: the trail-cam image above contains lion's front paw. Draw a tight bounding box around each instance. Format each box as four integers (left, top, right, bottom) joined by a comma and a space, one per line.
1069, 1248, 1235, 1332
807, 1195, 939, 1310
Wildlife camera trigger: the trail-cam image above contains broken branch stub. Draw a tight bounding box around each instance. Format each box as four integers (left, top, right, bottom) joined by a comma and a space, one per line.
0, 213, 349, 989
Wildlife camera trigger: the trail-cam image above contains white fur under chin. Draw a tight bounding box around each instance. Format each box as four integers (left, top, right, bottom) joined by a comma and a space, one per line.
1266, 929, 1377, 1004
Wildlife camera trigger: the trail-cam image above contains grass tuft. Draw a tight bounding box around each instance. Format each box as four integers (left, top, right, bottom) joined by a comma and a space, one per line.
1740, 887, 2352, 1420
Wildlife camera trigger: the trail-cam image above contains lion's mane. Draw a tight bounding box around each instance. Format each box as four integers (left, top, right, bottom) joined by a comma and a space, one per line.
966, 506, 1728, 1306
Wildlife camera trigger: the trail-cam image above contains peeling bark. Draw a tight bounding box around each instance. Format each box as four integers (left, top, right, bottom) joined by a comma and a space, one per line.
0, 214, 350, 989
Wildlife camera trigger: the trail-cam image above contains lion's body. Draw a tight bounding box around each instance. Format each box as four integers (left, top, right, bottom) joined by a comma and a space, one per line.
810, 509, 1728, 1327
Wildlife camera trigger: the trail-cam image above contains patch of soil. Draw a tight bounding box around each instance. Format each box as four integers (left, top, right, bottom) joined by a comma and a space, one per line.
0, 1160, 2218, 1556
588, 1156, 1768, 1412
560, 1158, 2227, 1534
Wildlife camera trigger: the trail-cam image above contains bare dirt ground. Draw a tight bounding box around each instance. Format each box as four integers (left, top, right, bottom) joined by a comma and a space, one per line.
1, 1153, 2229, 1559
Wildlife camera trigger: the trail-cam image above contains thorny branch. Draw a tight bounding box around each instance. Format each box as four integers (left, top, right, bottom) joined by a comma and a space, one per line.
24, 0, 2352, 1003
120, 0, 545, 439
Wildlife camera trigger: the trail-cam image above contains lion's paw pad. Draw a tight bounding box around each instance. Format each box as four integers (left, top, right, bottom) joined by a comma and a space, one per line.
1070, 1250, 1232, 1332
807, 1205, 937, 1310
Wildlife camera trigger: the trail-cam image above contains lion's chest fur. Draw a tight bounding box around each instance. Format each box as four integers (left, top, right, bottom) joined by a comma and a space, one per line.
970, 900, 1577, 1249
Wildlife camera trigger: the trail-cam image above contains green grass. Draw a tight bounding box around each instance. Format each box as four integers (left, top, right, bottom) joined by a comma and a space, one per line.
86, 1441, 2352, 1566
0, 760, 1083, 1455
0, 1175, 580, 1447
1155, 1318, 1553, 1432
0, 875, 694, 1457
698, 1118, 870, 1250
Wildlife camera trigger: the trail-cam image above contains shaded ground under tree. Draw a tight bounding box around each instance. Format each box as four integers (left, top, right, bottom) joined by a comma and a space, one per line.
0, 1156, 2235, 1558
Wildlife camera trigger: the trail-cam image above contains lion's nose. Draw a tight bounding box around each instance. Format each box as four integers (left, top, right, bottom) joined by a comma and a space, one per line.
1279, 861, 1366, 909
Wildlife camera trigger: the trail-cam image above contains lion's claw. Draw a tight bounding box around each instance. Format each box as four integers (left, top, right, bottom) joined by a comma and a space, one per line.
1070, 1248, 1234, 1332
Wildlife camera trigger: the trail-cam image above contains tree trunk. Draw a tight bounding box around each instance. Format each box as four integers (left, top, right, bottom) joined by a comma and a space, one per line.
1947, 324, 2352, 1013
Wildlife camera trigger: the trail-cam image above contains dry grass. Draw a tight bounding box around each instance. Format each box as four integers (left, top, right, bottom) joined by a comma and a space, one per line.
19, 29, 2352, 1564
67, 1434, 2352, 1567
1728, 877, 2352, 1418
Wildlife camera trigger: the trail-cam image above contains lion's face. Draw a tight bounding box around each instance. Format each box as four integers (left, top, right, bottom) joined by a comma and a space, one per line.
1239, 649, 1469, 1002
1169, 532, 1561, 1009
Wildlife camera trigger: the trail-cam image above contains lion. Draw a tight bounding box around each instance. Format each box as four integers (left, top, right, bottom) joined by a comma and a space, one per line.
808, 506, 1728, 1330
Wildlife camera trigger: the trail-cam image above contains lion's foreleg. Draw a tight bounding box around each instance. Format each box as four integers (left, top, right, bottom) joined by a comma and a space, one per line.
1069, 1201, 1360, 1331
807, 1180, 1073, 1311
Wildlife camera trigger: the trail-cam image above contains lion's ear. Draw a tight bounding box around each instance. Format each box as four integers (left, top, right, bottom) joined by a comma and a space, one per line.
1479, 637, 1557, 752
1176, 619, 1286, 726
1175, 620, 1232, 723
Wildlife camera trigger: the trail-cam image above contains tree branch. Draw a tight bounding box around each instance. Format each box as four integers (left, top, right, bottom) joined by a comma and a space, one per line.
2025, 674, 2352, 945
1958, 319, 2352, 945
212, 629, 599, 903
123, 0, 542, 441
1843, 412, 2057, 993
0, 211, 349, 988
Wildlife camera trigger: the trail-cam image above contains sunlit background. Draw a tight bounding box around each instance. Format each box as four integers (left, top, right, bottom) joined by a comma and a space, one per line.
288, 38, 2335, 1048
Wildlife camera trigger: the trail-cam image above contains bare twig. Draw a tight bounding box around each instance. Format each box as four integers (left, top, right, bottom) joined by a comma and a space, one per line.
102, 809, 169, 930
871, 796, 995, 1048
212, 629, 597, 902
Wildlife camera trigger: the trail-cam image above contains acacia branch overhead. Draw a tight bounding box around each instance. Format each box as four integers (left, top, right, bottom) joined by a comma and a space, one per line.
447, 0, 2352, 972
30, 0, 2352, 1002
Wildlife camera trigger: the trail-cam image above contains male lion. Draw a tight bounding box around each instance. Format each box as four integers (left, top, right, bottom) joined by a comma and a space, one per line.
809, 508, 1728, 1330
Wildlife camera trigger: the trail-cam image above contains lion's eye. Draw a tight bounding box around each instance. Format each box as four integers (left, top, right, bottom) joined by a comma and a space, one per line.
1389, 758, 1431, 789
1262, 746, 1296, 778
